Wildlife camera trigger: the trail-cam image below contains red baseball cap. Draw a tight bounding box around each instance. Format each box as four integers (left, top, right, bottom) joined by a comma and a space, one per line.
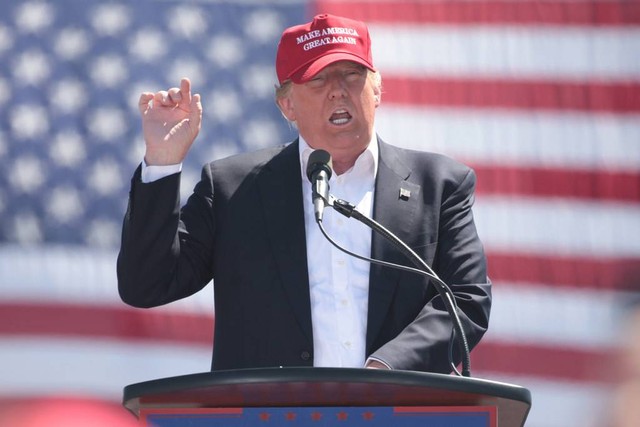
276, 14, 376, 85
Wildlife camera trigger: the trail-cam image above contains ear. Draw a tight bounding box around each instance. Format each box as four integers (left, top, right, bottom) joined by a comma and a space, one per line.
373, 83, 381, 108
277, 95, 296, 122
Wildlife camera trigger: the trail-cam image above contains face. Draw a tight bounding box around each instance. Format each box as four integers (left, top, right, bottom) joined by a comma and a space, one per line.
277, 61, 381, 163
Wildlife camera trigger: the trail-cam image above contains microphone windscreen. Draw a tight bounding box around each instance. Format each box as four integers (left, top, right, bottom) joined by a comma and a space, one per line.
306, 149, 333, 182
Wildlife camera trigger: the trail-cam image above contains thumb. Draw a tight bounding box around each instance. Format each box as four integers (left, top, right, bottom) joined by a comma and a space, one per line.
190, 93, 203, 133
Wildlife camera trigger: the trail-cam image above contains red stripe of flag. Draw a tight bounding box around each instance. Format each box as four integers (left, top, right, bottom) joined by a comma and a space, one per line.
487, 252, 640, 292
382, 77, 640, 113
0, 303, 618, 384
472, 340, 617, 384
315, 0, 640, 26
1, 303, 213, 345
473, 165, 640, 203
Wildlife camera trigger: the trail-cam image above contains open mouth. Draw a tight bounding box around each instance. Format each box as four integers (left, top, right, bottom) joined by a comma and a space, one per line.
329, 109, 352, 125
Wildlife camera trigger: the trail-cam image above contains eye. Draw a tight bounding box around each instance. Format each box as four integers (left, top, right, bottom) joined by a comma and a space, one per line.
344, 67, 365, 81
306, 75, 326, 87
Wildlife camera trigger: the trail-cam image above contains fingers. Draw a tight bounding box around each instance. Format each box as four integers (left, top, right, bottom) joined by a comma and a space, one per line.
145, 78, 193, 108
152, 90, 174, 107
180, 78, 192, 106
192, 93, 202, 110
138, 78, 200, 125
138, 92, 154, 114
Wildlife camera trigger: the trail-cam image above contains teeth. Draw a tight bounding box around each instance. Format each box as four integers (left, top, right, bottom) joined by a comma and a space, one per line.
330, 108, 350, 125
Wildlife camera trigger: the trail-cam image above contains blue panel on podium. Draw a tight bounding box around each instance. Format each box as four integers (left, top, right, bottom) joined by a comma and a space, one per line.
142, 406, 496, 426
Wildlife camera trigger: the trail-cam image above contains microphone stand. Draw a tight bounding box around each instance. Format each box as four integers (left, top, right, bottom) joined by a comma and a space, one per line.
325, 197, 472, 377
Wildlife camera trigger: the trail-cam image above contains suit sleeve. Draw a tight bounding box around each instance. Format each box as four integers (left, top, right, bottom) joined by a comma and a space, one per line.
369, 168, 491, 373
117, 164, 216, 308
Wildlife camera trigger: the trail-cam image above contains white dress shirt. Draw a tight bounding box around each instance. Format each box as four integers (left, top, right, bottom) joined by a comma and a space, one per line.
298, 136, 377, 368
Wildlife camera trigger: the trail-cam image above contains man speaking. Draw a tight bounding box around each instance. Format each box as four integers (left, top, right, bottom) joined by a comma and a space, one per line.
117, 14, 491, 373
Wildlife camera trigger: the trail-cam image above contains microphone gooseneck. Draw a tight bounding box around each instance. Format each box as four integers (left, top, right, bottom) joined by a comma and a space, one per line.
330, 198, 472, 377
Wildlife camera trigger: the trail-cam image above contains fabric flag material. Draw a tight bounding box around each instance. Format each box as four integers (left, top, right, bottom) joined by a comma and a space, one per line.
314, 1, 640, 426
1, 1, 639, 427
0, 0, 305, 409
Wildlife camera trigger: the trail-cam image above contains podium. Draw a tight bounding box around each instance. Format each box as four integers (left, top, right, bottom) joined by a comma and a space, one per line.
123, 368, 531, 426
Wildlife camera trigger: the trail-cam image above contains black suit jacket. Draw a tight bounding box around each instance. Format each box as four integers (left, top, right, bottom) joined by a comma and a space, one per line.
117, 138, 491, 373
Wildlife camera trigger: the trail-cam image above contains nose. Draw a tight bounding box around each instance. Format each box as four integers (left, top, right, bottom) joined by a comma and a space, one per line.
327, 74, 347, 100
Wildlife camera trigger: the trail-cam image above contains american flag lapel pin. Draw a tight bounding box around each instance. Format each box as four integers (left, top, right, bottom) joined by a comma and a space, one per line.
399, 187, 411, 201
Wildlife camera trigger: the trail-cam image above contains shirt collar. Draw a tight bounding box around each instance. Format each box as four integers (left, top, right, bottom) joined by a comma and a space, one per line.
298, 132, 379, 182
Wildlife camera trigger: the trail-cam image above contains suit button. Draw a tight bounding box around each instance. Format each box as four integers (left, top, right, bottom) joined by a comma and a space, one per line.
300, 351, 311, 361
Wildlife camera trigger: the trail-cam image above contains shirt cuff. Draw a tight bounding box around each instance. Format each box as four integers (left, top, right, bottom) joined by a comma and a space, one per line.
365, 356, 392, 370
141, 159, 182, 183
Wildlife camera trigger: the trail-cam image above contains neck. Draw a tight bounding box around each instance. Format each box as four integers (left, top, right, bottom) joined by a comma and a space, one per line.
303, 142, 370, 175
332, 157, 358, 175
300, 132, 374, 175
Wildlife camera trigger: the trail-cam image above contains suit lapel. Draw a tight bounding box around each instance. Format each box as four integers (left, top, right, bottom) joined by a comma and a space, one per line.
256, 141, 313, 347
366, 139, 421, 352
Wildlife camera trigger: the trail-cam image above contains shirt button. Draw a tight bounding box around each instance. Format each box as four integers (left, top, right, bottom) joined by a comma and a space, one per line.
300, 351, 311, 361
336, 259, 345, 266
341, 299, 348, 306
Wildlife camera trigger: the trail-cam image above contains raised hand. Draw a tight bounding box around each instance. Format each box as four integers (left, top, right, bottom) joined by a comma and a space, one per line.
138, 78, 203, 166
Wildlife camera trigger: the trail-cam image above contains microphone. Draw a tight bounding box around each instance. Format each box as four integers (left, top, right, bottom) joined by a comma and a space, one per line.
306, 149, 333, 222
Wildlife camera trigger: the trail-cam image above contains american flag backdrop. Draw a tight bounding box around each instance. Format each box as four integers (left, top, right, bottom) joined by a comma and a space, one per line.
0, 1, 639, 426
